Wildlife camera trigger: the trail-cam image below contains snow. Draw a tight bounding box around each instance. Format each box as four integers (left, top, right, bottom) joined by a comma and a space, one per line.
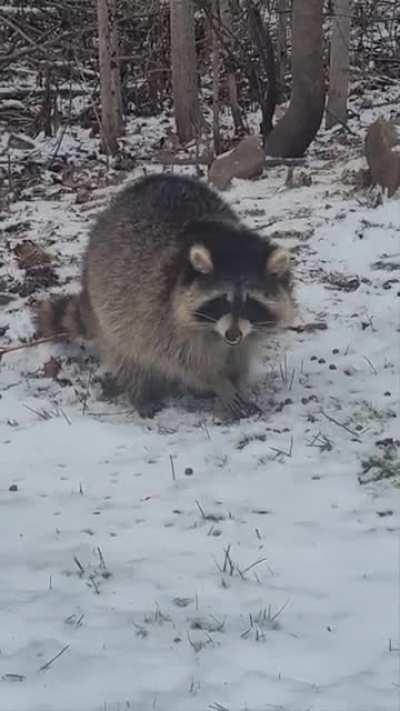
1, 128, 400, 711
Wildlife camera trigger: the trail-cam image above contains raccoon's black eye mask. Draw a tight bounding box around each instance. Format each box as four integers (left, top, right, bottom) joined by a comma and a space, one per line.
195, 296, 230, 322
195, 295, 277, 325
244, 297, 275, 324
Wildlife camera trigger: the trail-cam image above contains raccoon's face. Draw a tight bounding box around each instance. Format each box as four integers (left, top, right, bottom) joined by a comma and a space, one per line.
174, 229, 294, 347
193, 286, 282, 346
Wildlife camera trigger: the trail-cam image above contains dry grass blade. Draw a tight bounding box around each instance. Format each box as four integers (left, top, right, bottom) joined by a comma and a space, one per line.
320, 409, 361, 439
39, 644, 70, 672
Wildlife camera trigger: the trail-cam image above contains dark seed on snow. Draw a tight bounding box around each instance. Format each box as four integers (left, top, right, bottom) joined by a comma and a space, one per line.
318, 358, 326, 364
184, 467, 194, 476
332, 348, 339, 354
384, 391, 391, 396
310, 355, 318, 361
329, 364, 337, 370
9, 484, 18, 492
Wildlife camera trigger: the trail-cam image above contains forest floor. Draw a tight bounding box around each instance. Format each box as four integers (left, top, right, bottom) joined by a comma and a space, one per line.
1, 83, 400, 711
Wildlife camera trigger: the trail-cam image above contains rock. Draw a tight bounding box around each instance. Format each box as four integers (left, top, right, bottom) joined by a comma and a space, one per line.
365, 118, 400, 197
208, 135, 265, 189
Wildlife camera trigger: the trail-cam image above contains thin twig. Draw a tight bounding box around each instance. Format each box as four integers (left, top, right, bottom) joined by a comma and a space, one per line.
39, 644, 70, 672
73, 555, 85, 576
269, 435, 294, 458
288, 321, 328, 333
0, 333, 67, 357
362, 355, 378, 375
195, 499, 207, 519
87, 409, 134, 417
169, 455, 176, 481
320, 409, 361, 439
222, 545, 234, 576
97, 546, 106, 570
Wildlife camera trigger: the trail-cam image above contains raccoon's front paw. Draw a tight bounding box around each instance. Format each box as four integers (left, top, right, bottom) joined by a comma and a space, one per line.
99, 372, 123, 400
217, 383, 261, 420
135, 399, 164, 419
238, 398, 262, 418
130, 390, 164, 418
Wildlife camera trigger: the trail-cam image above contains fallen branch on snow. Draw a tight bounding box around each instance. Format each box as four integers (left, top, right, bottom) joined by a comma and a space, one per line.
0, 333, 67, 360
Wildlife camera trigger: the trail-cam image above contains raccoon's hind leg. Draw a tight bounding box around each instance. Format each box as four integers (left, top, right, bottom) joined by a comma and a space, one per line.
37, 288, 97, 341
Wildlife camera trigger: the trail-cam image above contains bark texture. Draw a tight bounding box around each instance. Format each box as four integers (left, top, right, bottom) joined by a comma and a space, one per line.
211, 0, 222, 154
326, 0, 351, 129
97, 0, 122, 155
220, 0, 244, 133
170, 0, 201, 144
277, 0, 290, 94
265, 0, 325, 157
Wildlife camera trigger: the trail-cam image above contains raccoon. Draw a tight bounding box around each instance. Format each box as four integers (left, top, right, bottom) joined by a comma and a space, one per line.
38, 173, 294, 418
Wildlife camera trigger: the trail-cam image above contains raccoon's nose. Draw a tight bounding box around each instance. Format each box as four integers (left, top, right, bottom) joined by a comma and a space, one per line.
224, 325, 242, 345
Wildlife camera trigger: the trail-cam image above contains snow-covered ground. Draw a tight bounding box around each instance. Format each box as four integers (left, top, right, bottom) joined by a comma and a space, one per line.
1, 118, 400, 711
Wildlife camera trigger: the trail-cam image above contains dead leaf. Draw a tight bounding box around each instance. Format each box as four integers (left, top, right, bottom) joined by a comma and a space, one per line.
14, 241, 51, 271
43, 357, 61, 379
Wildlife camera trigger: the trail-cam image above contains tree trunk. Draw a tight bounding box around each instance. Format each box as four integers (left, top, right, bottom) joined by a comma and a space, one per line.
110, 8, 123, 131
265, 0, 325, 157
220, 0, 244, 133
326, 0, 351, 129
97, 0, 121, 155
211, 0, 222, 155
246, 0, 277, 139
277, 0, 290, 97
170, 0, 201, 144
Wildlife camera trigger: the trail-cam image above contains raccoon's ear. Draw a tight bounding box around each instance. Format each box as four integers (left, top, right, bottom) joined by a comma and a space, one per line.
189, 244, 214, 274
266, 247, 290, 276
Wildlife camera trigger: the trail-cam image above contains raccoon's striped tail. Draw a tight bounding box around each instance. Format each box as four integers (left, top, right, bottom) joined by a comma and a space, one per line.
37, 293, 92, 340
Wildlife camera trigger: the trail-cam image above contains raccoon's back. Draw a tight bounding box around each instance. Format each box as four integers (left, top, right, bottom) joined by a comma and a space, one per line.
88, 174, 237, 257
83, 175, 228, 349
111, 173, 236, 229
85, 175, 237, 318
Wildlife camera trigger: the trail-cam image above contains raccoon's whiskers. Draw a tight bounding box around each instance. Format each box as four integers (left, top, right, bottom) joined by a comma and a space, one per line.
194, 312, 218, 323
253, 320, 276, 328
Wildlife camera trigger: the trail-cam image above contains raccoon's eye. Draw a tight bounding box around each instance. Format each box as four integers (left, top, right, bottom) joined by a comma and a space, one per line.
245, 297, 276, 325
195, 296, 230, 322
